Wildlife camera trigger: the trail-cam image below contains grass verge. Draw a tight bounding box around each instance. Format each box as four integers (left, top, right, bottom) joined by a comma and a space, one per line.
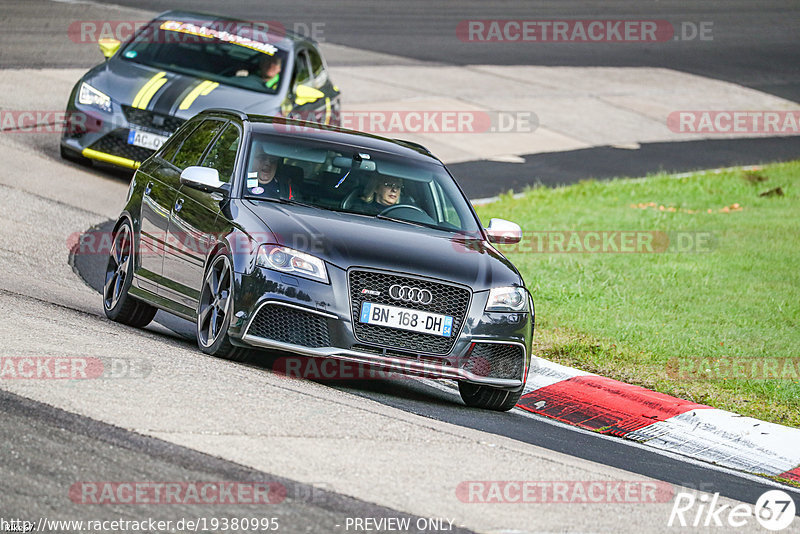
475, 161, 800, 428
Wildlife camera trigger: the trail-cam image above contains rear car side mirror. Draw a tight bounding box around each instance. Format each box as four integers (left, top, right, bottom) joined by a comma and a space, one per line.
485, 218, 522, 244
180, 166, 228, 194
294, 84, 325, 106
98, 38, 121, 59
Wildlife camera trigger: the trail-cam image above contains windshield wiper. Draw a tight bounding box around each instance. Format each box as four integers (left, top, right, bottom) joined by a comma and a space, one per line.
246, 196, 317, 210
374, 214, 430, 229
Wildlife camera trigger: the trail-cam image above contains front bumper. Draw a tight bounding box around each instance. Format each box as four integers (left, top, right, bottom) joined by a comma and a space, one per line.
61, 96, 181, 170
229, 265, 533, 388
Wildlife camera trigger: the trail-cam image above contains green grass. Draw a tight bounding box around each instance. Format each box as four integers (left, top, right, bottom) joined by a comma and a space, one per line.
475, 162, 800, 427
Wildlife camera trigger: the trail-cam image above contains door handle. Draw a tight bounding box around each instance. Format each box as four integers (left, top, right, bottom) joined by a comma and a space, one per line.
144, 182, 153, 195
174, 198, 184, 212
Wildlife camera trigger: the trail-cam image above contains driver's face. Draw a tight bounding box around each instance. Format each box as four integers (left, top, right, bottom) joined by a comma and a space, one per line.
255, 155, 279, 183
377, 180, 402, 206
261, 59, 282, 79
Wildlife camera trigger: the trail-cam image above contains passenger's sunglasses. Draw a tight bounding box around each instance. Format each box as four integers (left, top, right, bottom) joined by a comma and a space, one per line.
383, 182, 403, 191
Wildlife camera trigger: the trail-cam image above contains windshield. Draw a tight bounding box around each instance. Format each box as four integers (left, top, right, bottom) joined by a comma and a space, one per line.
120, 19, 289, 95
242, 133, 481, 234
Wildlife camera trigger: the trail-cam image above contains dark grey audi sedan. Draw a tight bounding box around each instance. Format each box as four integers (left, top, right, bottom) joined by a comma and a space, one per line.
104, 109, 533, 410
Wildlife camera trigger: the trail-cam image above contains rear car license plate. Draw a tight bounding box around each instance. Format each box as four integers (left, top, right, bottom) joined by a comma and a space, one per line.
127, 129, 169, 150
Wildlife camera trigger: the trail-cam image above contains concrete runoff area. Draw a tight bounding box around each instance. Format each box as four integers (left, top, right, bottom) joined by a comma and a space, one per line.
1, 1, 799, 531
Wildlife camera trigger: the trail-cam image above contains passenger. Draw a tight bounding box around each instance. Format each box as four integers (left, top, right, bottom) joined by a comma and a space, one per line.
351, 177, 404, 214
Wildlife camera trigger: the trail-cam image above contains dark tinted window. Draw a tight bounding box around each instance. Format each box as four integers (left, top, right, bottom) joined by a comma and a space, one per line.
292, 51, 310, 87
201, 123, 240, 183
243, 133, 481, 234
120, 20, 289, 95
159, 120, 200, 163
171, 119, 224, 170
308, 48, 323, 77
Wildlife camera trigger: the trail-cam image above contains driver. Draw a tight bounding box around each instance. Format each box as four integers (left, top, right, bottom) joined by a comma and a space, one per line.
352, 176, 404, 214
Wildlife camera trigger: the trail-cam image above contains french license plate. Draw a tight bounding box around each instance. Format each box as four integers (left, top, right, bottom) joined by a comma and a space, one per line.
127, 129, 169, 150
359, 302, 453, 337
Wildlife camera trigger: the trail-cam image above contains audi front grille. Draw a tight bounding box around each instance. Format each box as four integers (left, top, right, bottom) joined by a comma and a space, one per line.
348, 269, 471, 355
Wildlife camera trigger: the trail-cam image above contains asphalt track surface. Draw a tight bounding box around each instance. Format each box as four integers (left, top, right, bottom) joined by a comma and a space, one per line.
44, 0, 800, 104
3, 0, 800, 531
2, 389, 477, 533
70, 223, 800, 515
2, 0, 798, 194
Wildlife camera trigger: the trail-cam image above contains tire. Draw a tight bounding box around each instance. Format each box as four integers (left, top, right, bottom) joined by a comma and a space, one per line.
60, 144, 92, 166
458, 381, 523, 412
103, 220, 157, 327
196, 251, 252, 362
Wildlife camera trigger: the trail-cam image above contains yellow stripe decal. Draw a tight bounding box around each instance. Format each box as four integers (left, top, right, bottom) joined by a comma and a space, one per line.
131, 71, 166, 109
135, 77, 168, 110
81, 148, 140, 169
324, 97, 331, 125
178, 80, 219, 111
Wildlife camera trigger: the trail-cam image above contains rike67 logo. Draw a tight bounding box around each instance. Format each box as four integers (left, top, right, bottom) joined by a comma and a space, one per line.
669, 489, 796, 531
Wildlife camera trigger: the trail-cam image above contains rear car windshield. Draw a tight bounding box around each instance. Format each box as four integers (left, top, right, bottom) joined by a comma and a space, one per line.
120, 19, 289, 94
242, 133, 482, 234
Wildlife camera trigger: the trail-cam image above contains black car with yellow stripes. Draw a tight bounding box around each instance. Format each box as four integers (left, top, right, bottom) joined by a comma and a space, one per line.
61, 10, 340, 170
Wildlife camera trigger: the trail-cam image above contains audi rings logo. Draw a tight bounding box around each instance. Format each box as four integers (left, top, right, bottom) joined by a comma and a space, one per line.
388, 284, 433, 305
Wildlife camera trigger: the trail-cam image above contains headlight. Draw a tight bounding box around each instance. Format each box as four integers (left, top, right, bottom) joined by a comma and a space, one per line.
78, 82, 112, 113
485, 286, 529, 312
256, 244, 328, 283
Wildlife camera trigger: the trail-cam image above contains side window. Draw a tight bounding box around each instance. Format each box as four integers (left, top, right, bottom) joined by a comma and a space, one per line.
200, 124, 240, 183
171, 119, 224, 170
307, 48, 327, 88
292, 50, 310, 88
159, 120, 200, 163
308, 48, 323, 76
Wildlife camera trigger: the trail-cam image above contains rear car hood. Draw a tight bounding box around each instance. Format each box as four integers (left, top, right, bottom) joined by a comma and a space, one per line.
242, 200, 523, 291
84, 59, 283, 120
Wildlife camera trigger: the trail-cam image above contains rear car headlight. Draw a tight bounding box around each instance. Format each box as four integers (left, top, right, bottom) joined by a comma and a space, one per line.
485, 286, 529, 312
256, 244, 329, 283
78, 82, 112, 113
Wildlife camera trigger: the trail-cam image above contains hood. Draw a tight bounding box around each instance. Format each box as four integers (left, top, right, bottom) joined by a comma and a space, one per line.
85, 58, 283, 121
241, 200, 523, 291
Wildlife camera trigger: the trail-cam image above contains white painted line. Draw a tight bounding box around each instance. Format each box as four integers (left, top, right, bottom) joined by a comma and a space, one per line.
415, 374, 800, 491
523, 356, 594, 394
513, 408, 800, 496
627, 408, 800, 476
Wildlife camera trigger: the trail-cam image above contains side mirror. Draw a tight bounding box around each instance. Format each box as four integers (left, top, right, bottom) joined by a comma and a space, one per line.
485, 218, 522, 244
98, 38, 121, 59
294, 84, 325, 106
180, 166, 228, 194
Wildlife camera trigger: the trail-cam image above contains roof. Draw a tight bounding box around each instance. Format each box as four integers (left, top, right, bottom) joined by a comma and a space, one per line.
152, 10, 315, 47
201, 109, 438, 162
